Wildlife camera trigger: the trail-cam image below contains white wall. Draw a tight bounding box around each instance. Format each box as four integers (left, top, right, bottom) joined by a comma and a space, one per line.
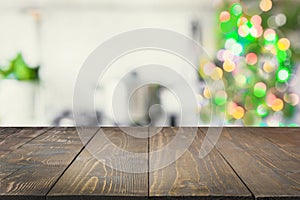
0, 0, 216, 124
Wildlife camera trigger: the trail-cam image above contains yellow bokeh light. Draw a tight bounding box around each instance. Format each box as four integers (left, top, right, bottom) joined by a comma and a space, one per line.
277, 38, 290, 51
271, 98, 284, 111
211, 67, 223, 80
233, 106, 245, 119
260, 0, 272, 12
203, 88, 211, 99
223, 59, 235, 72
263, 61, 275, 73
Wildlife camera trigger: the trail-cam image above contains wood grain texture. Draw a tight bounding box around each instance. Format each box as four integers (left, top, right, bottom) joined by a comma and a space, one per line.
0, 128, 23, 180
249, 128, 300, 159
212, 128, 300, 199
0, 128, 51, 180
0, 128, 23, 138
0, 128, 24, 155
0, 127, 299, 199
0, 127, 97, 200
149, 127, 252, 199
48, 127, 148, 200
0, 128, 51, 157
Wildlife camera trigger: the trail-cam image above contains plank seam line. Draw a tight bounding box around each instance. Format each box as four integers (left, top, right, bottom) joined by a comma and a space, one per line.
45, 127, 100, 199
0, 128, 54, 182
199, 128, 255, 200
0, 165, 23, 183
15, 127, 54, 150
247, 128, 300, 178
0, 128, 23, 143
216, 147, 255, 199
248, 128, 296, 156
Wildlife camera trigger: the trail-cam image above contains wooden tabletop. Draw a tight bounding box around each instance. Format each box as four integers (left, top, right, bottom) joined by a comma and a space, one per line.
0, 127, 299, 199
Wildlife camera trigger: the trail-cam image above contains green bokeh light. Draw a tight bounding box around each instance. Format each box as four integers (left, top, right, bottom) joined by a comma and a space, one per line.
276, 68, 290, 82
214, 1, 298, 126
277, 50, 287, 62
230, 3, 243, 16
257, 104, 268, 117
253, 82, 267, 98
214, 91, 227, 106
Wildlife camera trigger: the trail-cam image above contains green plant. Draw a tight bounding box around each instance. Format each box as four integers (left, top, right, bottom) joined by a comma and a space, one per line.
0, 53, 39, 81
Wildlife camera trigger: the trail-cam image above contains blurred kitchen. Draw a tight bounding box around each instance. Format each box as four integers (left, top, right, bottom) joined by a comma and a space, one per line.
0, 0, 299, 126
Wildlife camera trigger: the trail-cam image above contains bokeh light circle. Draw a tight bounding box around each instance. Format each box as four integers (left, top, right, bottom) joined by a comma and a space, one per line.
231, 3, 243, 16
257, 104, 268, 117
246, 53, 258, 65
271, 98, 284, 112
266, 93, 276, 106
264, 29, 276, 41
231, 43, 243, 55
211, 67, 224, 80
223, 59, 236, 72
260, 0, 272, 12
284, 93, 299, 106
251, 15, 262, 25
220, 11, 231, 23
203, 87, 211, 99
222, 50, 234, 60
277, 38, 290, 51
233, 106, 245, 119
214, 90, 228, 106
239, 25, 250, 37
275, 14, 287, 27
225, 38, 237, 50
277, 68, 290, 82
237, 17, 248, 27
263, 61, 275, 73
254, 82, 267, 98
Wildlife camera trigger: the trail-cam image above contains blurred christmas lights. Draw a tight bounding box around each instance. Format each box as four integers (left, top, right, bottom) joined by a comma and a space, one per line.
199, 0, 298, 126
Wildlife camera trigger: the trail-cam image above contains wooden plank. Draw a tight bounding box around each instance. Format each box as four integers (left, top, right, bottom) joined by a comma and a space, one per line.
0, 128, 50, 180
0, 128, 20, 179
48, 127, 148, 200
249, 128, 300, 159
0, 128, 51, 157
0, 127, 98, 200
0, 160, 22, 180
213, 128, 300, 199
149, 127, 252, 199
0, 128, 23, 140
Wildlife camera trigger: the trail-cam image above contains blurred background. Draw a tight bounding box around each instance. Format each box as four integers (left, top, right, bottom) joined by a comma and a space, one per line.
0, 0, 299, 126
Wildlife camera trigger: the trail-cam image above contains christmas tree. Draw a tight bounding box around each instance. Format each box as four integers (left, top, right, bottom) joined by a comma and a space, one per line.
199, 0, 299, 126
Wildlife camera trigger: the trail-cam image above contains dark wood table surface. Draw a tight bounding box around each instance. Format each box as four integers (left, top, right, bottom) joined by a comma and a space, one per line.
0, 127, 299, 199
